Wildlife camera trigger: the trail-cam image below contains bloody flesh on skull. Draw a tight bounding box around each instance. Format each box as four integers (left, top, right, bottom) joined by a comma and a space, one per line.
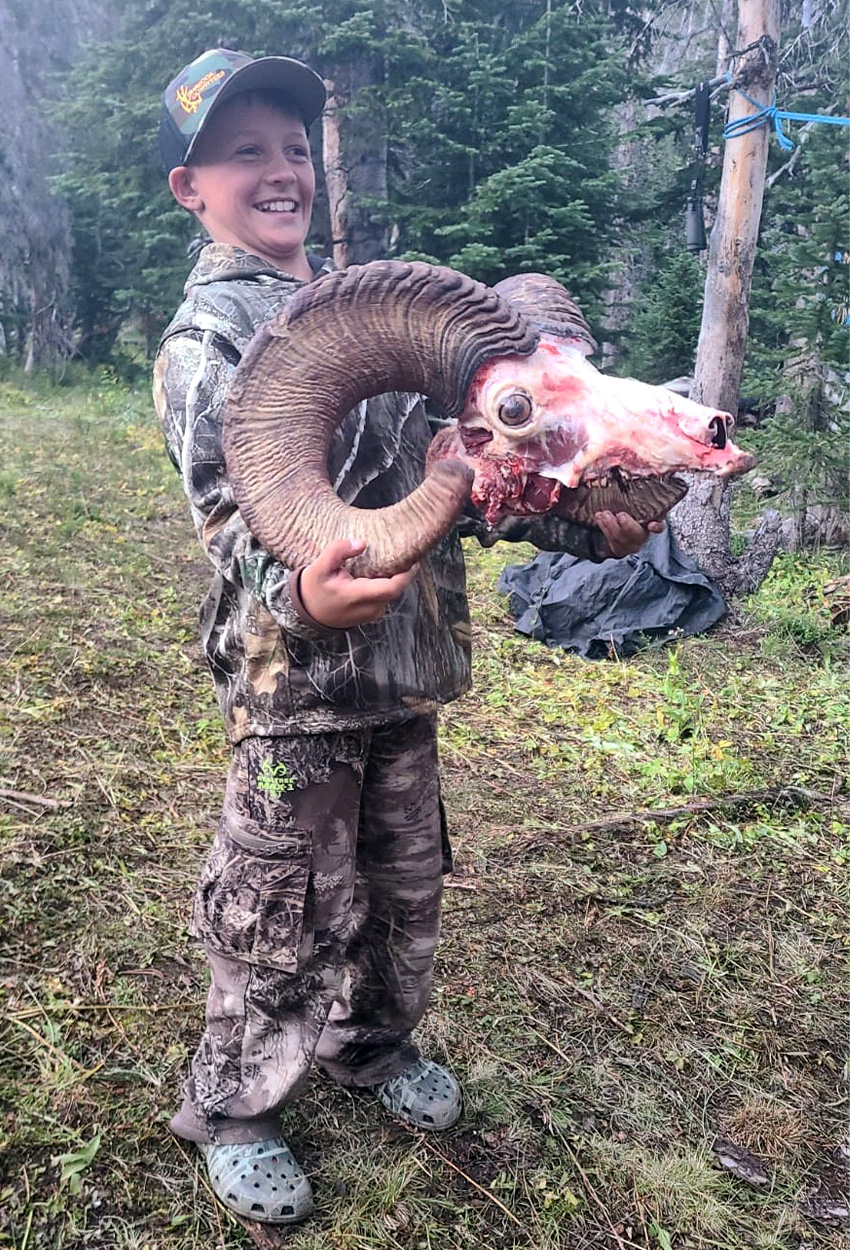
427, 336, 756, 528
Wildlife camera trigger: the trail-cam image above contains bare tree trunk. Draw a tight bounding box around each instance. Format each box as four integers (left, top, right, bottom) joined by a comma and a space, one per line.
322, 82, 349, 271
1, 0, 115, 373
670, 0, 783, 597
715, 0, 736, 75
319, 56, 388, 269
23, 285, 38, 375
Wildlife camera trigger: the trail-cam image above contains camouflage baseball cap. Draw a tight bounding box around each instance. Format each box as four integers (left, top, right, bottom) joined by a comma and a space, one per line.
159, 47, 326, 174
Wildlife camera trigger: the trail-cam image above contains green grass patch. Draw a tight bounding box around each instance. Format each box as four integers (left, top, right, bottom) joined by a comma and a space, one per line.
0, 373, 847, 1249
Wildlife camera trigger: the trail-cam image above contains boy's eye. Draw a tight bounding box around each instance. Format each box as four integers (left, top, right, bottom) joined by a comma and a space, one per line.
235, 145, 261, 157
287, 145, 310, 161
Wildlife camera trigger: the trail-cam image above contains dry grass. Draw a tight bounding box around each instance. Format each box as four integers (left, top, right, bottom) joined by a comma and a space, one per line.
0, 370, 848, 1250
720, 1099, 810, 1160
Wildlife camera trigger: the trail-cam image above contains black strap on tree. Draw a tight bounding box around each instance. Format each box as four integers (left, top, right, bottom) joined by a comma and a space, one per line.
686, 80, 711, 252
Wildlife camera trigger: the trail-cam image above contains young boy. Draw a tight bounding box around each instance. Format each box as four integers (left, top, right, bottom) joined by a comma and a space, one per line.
153, 47, 658, 1225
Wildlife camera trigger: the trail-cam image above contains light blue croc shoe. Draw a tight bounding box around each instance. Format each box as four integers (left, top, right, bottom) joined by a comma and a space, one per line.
200, 1136, 313, 1224
372, 1057, 462, 1130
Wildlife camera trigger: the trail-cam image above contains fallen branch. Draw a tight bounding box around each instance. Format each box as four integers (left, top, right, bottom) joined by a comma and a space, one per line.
0, 786, 72, 809
647, 71, 728, 109
560, 1137, 639, 1250
515, 971, 634, 1037
557, 978, 634, 1037
713, 1137, 770, 1187
441, 737, 528, 781
411, 1136, 524, 1230
232, 1218, 290, 1249
9, 1001, 196, 1018
8, 1017, 104, 1080
516, 785, 841, 849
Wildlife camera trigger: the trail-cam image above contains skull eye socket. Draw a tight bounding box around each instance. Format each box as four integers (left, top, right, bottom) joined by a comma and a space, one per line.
498, 392, 534, 428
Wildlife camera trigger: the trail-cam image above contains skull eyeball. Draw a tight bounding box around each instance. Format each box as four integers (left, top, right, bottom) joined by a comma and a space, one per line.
497, 391, 534, 429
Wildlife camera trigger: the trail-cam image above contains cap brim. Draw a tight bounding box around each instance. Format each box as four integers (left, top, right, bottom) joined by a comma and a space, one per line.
183, 56, 326, 163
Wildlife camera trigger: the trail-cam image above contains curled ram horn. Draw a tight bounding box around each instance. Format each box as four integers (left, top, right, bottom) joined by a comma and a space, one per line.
223, 261, 538, 577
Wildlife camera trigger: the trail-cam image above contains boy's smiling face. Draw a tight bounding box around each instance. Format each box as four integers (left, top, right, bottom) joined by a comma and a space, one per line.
169, 95, 316, 279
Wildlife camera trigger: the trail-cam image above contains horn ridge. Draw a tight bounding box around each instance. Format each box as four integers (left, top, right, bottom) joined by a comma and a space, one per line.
493, 272, 597, 354
279, 260, 537, 417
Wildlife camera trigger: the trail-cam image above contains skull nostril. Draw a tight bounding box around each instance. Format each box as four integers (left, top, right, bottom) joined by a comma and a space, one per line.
709, 416, 728, 450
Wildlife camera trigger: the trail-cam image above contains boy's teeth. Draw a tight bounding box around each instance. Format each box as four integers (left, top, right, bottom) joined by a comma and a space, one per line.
257, 200, 297, 212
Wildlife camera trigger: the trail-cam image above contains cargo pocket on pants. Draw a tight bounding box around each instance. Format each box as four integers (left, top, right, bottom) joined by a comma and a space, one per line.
192, 827, 314, 974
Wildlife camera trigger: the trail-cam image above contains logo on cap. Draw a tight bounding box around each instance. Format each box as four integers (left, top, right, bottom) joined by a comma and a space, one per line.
176, 68, 227, 116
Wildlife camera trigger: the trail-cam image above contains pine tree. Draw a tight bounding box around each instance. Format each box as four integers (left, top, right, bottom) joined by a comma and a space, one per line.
388, 2, 630, 319
621, 248, 704, 383
745, 121, 849, 516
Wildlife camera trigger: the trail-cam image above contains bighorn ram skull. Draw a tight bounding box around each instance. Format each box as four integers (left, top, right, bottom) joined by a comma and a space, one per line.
224, 261, 755, 577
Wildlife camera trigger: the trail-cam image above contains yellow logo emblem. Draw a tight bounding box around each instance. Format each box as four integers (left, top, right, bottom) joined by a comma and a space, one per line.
175, 69, 227, 116
176, 85, 201, 114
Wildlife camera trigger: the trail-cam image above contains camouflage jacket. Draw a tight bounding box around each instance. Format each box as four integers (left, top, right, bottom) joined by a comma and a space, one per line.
153, 244, 602, 743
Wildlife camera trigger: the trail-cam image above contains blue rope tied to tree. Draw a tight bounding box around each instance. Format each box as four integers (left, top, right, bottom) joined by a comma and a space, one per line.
722, 76, 850, 151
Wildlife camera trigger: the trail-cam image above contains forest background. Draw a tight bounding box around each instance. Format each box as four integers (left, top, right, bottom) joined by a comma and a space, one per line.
2, 0, 848, 529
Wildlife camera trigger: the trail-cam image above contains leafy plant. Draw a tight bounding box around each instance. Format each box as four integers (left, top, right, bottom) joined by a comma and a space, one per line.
56, 1132, 101, 1195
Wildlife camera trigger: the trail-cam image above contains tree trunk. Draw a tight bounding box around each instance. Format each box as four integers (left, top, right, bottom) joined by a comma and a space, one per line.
322, 82, 349, 271
320, 55, 388, 269
669, 0, 783, 597
715, 0, 736, 76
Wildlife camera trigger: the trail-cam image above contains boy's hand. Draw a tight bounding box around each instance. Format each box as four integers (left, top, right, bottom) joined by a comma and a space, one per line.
299, 539, 419, 628
596, 511, 665, 559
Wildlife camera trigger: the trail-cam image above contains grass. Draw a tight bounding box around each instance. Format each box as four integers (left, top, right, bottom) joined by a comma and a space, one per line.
0, 368, 847, 1250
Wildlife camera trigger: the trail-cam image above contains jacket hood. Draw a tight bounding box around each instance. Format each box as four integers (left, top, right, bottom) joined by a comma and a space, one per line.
184, 243, 331, 293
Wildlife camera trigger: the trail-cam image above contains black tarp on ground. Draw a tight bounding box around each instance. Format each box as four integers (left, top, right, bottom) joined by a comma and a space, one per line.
497, 527, 727, 659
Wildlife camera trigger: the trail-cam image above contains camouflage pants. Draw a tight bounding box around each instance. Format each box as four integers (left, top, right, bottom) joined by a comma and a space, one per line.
170, 714, 449, 1145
